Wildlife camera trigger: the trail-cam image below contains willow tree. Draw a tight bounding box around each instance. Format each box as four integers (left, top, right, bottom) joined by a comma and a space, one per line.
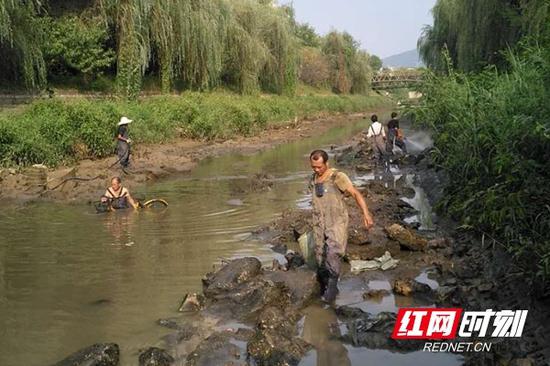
100, 0, 229, 97
222, 0, 297, 95
322, 31, 371, 94
0, 0, 46, 88
419, 0, 550, 72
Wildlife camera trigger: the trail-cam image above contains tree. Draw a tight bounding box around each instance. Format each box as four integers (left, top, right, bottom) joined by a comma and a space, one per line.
294, 22, 320, 48
418, 0, 550, 72
368, 54, 382, 72
42, 16, 115, 82
0, 0, 46, 88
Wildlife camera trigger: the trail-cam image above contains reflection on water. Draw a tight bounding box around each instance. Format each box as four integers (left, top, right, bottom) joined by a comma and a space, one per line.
300, 305, 351, 366
0, 118, 367, 366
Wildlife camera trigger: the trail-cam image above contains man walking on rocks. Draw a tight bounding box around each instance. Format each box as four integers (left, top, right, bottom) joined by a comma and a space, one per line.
309, 150, 374, 303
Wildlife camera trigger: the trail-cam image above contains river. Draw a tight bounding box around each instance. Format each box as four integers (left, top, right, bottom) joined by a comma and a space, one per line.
0, 117, 462, 366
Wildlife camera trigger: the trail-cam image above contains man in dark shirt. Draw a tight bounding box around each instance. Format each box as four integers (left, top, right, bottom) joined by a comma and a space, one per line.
387, 112, 407, 154
116, 116, 132, 168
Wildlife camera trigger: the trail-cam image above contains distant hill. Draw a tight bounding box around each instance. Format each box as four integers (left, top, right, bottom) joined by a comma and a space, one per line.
382, 49, 424, 68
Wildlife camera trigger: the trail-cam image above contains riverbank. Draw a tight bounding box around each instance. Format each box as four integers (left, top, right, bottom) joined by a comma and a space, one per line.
45, 118, 550, 366
0, 96, 390, 202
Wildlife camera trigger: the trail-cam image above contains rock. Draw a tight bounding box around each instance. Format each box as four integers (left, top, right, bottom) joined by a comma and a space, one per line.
226, 199, 244, 206
356, 164, 373, 173
202, 257, 262, 298
205, 276, 291, 321
478, 283, 493, 292
348, 226, 401, 259
262, 268, 319, 308
363, 289, 391, 300
186, 333, 245, 366
385, 224, 428, 251
347, 239, 401, 261
436, 286, 457, 302
247, 307, 311, 366
138, 347, 174, 366
9, 168, 16, 175
178, 293, 204, 312
510, 358, 535, 366
284, 251, 305, 270
427, 237, 448, 249
52, 343, 119, 366
392, 279, 433, 297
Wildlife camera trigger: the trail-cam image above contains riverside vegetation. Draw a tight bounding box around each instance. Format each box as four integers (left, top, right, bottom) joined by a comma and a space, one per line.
414, 0, 550, 293
0, 93, 387, 167
0, 0, 389, 167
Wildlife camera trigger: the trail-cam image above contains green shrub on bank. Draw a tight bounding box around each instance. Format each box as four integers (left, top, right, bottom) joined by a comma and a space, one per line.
413, 46, 550, 293
0, 92, 388, 167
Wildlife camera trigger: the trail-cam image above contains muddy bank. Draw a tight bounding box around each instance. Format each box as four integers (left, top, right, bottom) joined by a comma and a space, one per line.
0, 112, 374, 203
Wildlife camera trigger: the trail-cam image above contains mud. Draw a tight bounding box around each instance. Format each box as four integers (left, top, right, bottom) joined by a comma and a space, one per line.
0, 113, 369, 203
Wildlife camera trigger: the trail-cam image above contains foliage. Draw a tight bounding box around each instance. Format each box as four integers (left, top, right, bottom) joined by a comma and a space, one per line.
413, 43, 550, 291
418, 0, 550, 72
0, 0, 46, 88
298, 47, 330, 87
41, 15, 115, 80
294, 22, 320, 48
1, 0, 375, 97
0, 92, 387, 167
322, 31, 372, 94
368, 54, 382, 72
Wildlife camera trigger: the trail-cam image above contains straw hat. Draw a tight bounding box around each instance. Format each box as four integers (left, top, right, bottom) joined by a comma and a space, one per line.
117, 116, 133, 126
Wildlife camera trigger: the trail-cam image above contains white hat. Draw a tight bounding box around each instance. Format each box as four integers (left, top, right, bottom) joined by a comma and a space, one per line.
118, 116, 133, 126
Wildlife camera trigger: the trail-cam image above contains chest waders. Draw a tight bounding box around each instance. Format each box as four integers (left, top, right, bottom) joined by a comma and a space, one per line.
310, 170, 349, 303
107, 187, 129, 209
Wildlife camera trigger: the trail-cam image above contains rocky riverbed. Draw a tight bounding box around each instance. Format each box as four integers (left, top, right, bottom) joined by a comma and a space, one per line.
50, 125, 550, 366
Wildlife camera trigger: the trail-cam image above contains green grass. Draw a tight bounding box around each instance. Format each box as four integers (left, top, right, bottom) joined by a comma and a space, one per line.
0, 91, 389, 167
411, 46, 550, 294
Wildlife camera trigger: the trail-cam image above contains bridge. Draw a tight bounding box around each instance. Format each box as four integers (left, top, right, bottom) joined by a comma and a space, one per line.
371, 70, 424, 90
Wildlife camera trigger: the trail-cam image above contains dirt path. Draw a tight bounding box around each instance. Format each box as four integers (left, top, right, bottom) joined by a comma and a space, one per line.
0, 112, 375, 203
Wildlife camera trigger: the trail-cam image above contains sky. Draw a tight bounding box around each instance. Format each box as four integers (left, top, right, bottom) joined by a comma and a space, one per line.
286, 0, 437, 58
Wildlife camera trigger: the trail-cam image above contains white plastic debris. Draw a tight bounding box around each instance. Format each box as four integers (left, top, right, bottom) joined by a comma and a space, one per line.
350, 251, 399, 273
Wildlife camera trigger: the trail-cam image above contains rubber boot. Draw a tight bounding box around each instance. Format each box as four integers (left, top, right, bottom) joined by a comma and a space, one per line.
317, 267, 329, 297
322, 277, 339, 304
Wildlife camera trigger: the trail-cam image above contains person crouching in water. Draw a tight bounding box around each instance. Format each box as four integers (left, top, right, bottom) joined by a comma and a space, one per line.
116, 116, 132, 168
101, 177, 139, 210
309, 150, 374, 303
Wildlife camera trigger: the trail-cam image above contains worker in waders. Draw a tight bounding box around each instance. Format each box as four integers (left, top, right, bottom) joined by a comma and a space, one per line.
366, 114, 389, 169
309, 150, 374, 303
116, 116, 132, 168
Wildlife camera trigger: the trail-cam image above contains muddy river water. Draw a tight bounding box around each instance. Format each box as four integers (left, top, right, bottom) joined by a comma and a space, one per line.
0, 118, 462, 365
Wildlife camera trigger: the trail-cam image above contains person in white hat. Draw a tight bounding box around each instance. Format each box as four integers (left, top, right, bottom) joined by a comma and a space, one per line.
116, 116, 132, 168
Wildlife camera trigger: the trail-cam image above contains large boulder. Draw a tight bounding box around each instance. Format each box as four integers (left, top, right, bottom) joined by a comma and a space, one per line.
205, 277, 291, 321
384, 224, 428, 251
52, 343, 119, 366
262, 268, 319, 308
202, 257, 262, 297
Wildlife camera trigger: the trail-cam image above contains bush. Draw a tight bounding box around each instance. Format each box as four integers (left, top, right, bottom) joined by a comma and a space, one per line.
412, 46, 550, 293
0, 92, 388, 167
